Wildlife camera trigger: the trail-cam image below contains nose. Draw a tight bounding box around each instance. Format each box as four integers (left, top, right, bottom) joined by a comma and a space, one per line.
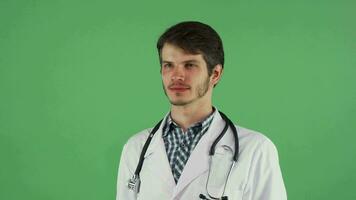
171, 66, 185, 81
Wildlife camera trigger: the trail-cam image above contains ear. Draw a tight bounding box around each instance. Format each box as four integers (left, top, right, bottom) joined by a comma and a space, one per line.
210, 64, 223, 86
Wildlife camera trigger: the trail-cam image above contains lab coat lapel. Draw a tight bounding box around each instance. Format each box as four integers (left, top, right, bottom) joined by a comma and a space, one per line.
173, 110, 231, 198
143, 113, 176, 192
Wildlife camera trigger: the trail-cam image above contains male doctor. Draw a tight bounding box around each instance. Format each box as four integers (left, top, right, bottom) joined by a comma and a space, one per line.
116, 21, 287, 200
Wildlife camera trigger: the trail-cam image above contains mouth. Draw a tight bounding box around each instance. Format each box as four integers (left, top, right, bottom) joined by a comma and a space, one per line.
168, 85, 190, 92
169, 88, 189, 92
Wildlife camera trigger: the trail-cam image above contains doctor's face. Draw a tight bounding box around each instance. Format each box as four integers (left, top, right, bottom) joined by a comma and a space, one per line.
160, 43, 214, 106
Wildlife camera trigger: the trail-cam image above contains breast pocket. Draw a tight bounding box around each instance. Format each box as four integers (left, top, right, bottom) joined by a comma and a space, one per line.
206, 146, 245, 200
205, 146, 234, 197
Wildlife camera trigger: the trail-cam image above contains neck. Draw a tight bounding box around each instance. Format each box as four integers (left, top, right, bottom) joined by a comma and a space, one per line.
170, 98, 213, 132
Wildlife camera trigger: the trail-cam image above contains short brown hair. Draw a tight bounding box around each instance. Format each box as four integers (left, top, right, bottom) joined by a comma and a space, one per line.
157, 21, 224, 76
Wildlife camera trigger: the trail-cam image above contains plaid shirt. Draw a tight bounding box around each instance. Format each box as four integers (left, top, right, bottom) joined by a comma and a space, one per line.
162, 111, 215, 183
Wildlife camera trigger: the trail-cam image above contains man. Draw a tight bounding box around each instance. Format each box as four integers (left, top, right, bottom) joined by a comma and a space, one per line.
116, 21, 287, 200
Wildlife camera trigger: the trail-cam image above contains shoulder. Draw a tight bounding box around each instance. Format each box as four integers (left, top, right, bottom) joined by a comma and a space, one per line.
235, 125, 279, 158
119, 128, 152, 169
123, 128, 152, 153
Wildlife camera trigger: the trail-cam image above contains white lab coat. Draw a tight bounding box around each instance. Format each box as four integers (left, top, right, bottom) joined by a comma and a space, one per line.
116, 109, 287, 200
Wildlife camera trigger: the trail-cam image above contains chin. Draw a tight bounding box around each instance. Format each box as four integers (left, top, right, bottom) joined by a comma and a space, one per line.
169, 97, 196, 106
170, 101, 190, 106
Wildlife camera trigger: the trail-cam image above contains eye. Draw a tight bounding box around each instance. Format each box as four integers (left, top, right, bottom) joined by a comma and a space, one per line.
185, 63, 195, 68
163, 63, 173, 68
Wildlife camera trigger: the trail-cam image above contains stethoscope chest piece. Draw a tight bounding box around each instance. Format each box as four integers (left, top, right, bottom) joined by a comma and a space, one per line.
128, 174, 141, 193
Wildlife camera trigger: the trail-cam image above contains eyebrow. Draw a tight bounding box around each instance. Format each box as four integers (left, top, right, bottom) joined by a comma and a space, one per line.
162, 60, 200, 64
183, 60, 200, 64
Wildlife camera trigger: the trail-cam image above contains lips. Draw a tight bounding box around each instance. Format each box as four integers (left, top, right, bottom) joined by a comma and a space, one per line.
168, 84, 190, 92
169, 87, 189, 91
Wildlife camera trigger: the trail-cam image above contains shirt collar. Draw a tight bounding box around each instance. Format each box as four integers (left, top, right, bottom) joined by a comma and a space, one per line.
162, 107, 216, 138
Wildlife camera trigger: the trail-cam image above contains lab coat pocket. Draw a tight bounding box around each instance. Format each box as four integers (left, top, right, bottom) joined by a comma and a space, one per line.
205, 146, 234, 198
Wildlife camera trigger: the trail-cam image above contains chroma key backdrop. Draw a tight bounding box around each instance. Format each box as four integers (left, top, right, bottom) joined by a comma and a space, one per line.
0, 0, 355, 199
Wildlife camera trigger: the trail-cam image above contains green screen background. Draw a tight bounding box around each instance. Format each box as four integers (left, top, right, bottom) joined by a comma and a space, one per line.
1, 0, 355, 199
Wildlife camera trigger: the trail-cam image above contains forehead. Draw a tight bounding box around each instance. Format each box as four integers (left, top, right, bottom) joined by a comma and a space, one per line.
161, 43, 204, 63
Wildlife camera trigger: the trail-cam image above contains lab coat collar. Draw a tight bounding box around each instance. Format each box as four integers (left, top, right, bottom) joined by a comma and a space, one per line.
144, 107, 235, 155
144, 111, 170, 158
142, 111, 176, 192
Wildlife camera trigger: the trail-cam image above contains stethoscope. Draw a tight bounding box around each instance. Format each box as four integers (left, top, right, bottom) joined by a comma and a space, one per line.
128, 111, 239, 200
